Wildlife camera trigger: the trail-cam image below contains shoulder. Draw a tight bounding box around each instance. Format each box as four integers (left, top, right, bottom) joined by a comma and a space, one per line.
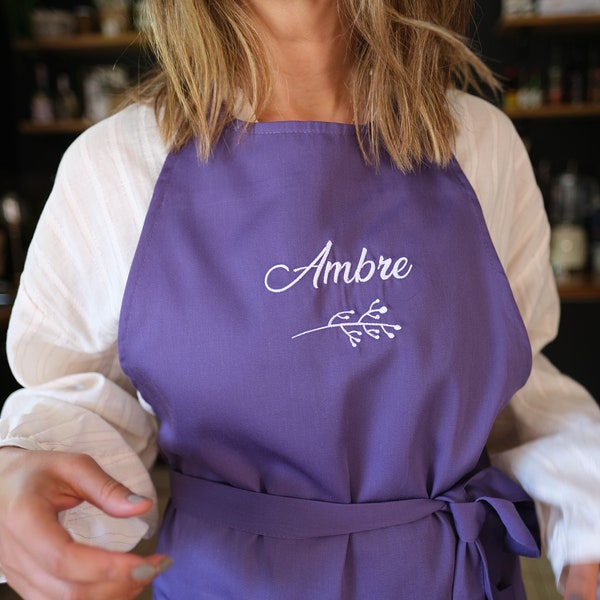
449, 90, 535, 211
448, 91, 545, 270
59, 102, 168, 184
46, 102, 169, 240
449, 90, 522, 166
449, 90, 508, 124
29, 103, 170, 297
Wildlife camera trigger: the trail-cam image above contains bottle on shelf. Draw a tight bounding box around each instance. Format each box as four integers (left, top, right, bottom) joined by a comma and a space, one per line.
588, 183, 600, 275
517, 67, 544, 109
502, 66, 520, 110
54, 73, 80, 120
510, 41, 600, 110
547, 46, 564, 105
132, 0, 149, 31
549, 161, 590, 277
74, 5, 97, 34
501, 0, 536, 16
536, 158, 553, 212
0, 193, 24, 290
588, 46, 600, 104
0, 220, 6, 285
567, 45, 586, 105
30, 63, 54, 124
94, 0, 131, 36
83, 65, 129, 122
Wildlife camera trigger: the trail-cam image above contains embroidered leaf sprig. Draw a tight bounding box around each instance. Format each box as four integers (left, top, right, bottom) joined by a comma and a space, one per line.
292, 299, 402, 348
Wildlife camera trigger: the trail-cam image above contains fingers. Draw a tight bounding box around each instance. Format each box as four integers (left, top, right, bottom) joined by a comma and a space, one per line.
45, 452, 155, 519
6, 567, 149, 600
3, 493, 173, 598
14, 496, 160, 583
5, 520, 173, 595
1, 448, 154, 519
564, 563, 600, 600
0, 448, 173, 599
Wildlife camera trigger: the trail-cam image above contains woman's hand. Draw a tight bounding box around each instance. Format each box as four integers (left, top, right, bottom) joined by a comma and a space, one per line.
564, 563, 599, 600
0, 447, 172, 600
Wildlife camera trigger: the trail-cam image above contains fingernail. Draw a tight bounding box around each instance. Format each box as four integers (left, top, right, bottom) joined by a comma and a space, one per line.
155, 556, 174, 575
128, 494, 150, 504
131, 564, 156, 581
131, 557, 174, 581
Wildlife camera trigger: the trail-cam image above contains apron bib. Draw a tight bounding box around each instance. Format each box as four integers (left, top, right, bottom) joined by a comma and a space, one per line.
118, 121, 539, 599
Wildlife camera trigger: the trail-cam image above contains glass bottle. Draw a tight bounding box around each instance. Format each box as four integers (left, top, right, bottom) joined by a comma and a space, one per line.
549, 161, 589, 277
54, 73, 80, 120
30, 63, 54, 123
547, 46, 564, 105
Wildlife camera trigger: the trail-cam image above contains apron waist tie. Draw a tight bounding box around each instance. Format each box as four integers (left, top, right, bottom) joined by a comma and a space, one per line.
169, 468, 539, 550
170, 469, 444, 539
169, 468, 540, 600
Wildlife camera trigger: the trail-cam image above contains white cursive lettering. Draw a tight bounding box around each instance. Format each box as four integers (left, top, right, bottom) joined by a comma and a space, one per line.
264, 241, 413, 293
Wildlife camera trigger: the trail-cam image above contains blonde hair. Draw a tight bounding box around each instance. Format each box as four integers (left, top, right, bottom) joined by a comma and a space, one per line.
135, 0, 497, 171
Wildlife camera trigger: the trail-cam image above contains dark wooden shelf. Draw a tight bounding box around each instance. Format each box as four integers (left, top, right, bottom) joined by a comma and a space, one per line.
556, 274, 600, 301
14, 32, 146, 54
19, 119, 94, 135
504, 103, 600, 119
500, 12, 600, 31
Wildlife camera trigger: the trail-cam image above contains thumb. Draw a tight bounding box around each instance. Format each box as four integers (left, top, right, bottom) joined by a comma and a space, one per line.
563, 563, 599, 600
56, 453, 154, 519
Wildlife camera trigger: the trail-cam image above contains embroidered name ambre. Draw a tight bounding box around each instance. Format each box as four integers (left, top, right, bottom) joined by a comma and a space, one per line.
264, 240, 413, 293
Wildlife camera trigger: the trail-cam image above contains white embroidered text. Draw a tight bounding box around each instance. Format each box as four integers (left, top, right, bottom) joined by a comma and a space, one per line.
264, 240, 413, 293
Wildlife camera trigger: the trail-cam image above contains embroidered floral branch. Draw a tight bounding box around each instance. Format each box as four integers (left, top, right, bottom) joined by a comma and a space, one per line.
292, 299, 402, 348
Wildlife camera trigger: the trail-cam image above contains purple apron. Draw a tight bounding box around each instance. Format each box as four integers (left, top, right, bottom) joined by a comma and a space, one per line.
118, 120, 539, 599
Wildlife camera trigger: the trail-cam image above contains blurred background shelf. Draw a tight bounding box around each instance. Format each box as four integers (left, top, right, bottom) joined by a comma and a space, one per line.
556, 274, 600, 301
19, 118, 93, 135
14, 31, 144, 53
500, 12, 600, 30
504, 103, 600, 118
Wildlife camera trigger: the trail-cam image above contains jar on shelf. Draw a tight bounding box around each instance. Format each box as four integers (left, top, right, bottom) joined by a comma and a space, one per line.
83, 65, 129, 122
74, 5, 97, 35
549, 162, 591, 276
31, 9, 76, 39
93, 0, 131, 36
502, 0, 536, 16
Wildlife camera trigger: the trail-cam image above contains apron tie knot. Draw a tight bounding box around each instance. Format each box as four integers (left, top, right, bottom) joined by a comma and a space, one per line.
449, 501, 487, 543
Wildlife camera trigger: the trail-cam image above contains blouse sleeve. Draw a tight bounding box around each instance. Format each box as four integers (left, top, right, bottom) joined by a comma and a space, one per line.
0, 104, 167, 564
453, 91, 600, 591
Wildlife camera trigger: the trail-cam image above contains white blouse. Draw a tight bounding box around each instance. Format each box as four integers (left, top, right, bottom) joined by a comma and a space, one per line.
1, 91, 599, 591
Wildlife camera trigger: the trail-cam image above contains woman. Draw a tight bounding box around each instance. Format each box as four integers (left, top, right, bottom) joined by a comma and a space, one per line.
0, 1, 599, 598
